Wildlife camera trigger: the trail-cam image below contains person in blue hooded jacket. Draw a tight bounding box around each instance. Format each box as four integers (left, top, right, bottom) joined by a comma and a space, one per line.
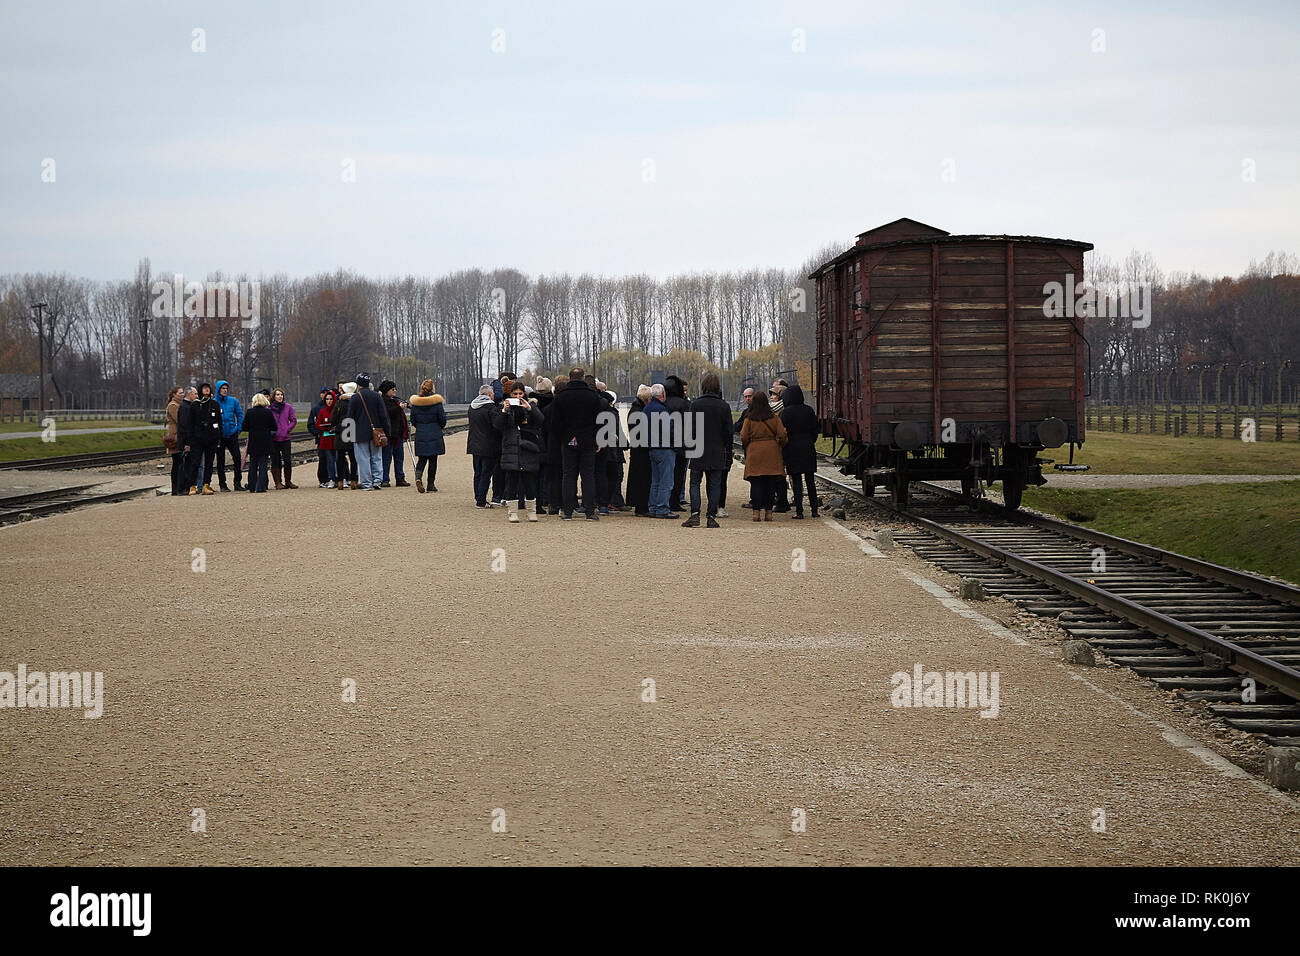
214, 380, 245, 491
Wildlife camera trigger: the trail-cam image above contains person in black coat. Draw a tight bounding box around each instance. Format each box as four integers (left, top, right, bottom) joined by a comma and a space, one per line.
493, 382, 545, 522
188, 382, 223, 494
780, 385, 820, 518
681, 373, 734, 527
664, 375, 691, 511
408, 379, 447, 493
624, 386, 652, 516
178, 387, 197, 492
466, 385, 501, 507
538, 376, 567, 514
548, 368, 608, 520
530, 378, 556, 511
241, 393, 277, 492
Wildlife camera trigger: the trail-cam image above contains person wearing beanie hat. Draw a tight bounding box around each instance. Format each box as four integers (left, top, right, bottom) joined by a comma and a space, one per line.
408, 378, 447, 493
378, 379, 410, 487
346, 374, 390, 490
189, 382, 223, 495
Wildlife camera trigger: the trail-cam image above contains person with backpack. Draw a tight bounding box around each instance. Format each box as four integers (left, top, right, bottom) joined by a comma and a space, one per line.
268, 387, 298, 489
347, 373, 390, 490
242, 392, 277, 492
493, 381, 545, 522
408, 378, 447, 494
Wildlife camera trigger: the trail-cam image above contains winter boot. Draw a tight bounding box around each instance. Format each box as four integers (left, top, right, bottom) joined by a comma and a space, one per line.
201, 484, 214, 495
508, 502, 520, 523
763, 509, 774, 521
416, 478, 425, 493
752, 510, 761, 522
526, 499, 538, 522
272, 466, 283, 490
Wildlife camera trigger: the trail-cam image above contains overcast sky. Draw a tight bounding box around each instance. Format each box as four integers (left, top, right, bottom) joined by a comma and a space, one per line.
1, 0, 1296, 282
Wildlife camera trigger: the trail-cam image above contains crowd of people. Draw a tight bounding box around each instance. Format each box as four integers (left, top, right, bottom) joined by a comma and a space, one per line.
162, 369, 820, 523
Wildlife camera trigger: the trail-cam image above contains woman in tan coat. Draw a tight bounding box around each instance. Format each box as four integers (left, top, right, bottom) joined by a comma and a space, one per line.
165, 386, 185, 496
740, 390, 788, 521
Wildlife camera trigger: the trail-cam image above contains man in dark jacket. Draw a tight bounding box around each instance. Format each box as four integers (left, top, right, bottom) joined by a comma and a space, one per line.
664, 375, 691, 511
378, 380, 410, 488
681, 373, 734, 527
347, 372, 391, 490
466, 384, 501, 507
548, 366, 606, 520
189, 382, 223, 495
308, 386, 329, 486
540, 377, 567, 514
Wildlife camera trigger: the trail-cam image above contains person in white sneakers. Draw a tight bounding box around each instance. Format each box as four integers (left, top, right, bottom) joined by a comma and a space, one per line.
492, 381, 545, 522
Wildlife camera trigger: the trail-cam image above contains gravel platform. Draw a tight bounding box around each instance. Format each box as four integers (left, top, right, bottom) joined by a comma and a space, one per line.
1, 432, 1297, 866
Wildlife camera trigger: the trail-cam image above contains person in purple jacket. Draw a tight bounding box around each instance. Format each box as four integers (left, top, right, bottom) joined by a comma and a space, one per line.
268, 387, 299, 489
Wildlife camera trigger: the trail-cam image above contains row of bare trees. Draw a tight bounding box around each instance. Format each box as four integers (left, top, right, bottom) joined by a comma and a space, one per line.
0, 257, 824, 406
2, 243, 1294, 411
1083, 250, 1300, 403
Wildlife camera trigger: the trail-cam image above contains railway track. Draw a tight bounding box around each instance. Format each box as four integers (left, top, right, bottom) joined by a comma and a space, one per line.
0, 483, 158, 526
815, 464, 1300, 745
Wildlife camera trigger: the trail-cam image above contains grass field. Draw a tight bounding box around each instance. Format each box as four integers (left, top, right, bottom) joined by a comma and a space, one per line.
0, 430, 164, 463
0, 419, 155, 434
1024, 482, 1300, 585
0, 422, 311, 464
1071, 430, 1300, 475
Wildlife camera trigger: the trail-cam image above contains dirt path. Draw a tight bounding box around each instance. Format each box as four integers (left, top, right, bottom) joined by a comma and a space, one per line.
1, 430, 1297, 865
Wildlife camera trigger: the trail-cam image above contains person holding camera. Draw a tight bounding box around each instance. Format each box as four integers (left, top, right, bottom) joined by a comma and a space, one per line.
493, 382, 545, 522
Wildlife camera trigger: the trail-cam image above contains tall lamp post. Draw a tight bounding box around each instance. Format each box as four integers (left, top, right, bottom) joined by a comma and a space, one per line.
139, 316, 153, 417
31, 301, 48, 416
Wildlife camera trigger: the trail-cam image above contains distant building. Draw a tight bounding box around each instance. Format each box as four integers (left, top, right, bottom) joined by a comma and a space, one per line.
0, 374, 60, 417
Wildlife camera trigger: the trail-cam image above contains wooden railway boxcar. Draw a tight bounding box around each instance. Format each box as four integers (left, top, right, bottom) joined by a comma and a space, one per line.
813, 218, 1093, 509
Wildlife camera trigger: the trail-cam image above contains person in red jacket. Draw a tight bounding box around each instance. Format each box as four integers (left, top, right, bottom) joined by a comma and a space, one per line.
315, 389, 339, 488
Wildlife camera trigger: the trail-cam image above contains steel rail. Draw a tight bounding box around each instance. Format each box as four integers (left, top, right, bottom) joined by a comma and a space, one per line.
815, 470, 1300, 701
